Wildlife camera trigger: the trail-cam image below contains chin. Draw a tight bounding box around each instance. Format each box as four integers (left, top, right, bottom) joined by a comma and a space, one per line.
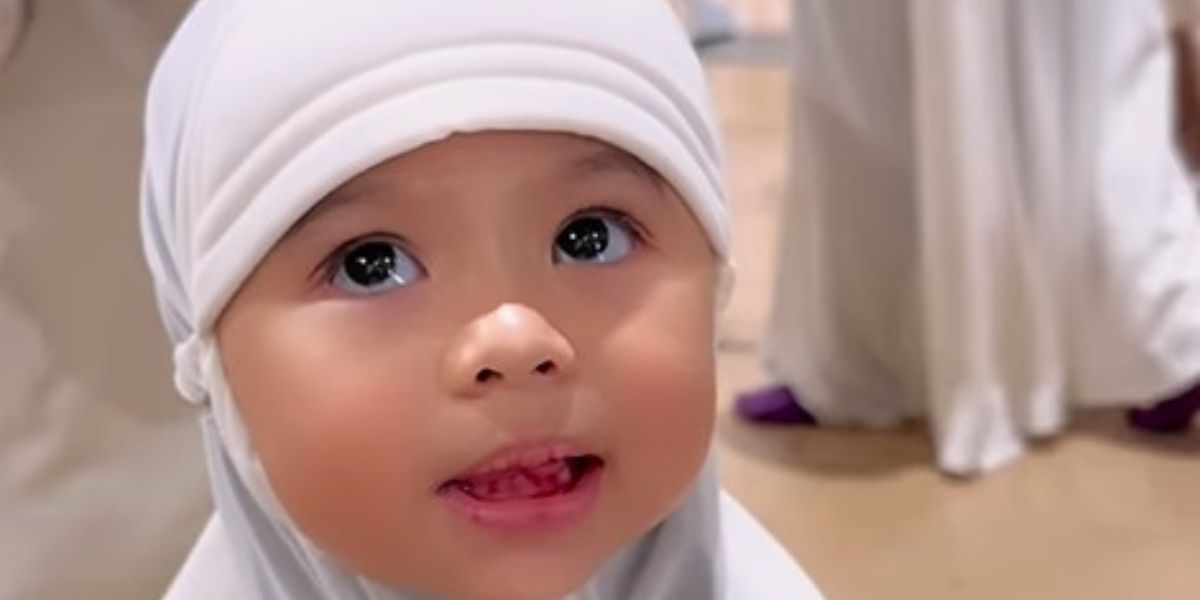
392, 550, 602, 600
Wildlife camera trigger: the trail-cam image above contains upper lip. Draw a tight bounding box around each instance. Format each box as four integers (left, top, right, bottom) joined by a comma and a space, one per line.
447, 437, 598, 481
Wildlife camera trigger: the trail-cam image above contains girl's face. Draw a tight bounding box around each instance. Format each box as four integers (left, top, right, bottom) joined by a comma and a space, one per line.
216, 132, 718, 600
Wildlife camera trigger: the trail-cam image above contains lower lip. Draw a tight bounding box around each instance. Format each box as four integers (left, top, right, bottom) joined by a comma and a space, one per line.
438, 465, 604, 535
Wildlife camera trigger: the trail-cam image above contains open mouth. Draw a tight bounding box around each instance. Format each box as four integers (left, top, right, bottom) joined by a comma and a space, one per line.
438, 454, 605, 502
436, 442, 608, 532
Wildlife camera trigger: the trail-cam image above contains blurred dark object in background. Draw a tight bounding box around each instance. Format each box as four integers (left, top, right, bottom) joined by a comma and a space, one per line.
0, 0, 30, 69
1174, 29, 1200, 173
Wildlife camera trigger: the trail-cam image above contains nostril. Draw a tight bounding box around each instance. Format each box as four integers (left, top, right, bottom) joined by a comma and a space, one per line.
475, 368, 502, 384
534, 360, 557, 375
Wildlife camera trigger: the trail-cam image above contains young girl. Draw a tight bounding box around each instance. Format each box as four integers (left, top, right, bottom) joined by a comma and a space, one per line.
140, 1, 825, 598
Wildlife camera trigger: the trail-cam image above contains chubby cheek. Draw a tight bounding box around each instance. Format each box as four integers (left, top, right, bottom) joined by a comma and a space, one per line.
219, 307, 442, 575
598, 279, 717, 526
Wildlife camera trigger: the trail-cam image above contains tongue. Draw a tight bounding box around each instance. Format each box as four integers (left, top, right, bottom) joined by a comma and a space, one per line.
458, 459, 574, 502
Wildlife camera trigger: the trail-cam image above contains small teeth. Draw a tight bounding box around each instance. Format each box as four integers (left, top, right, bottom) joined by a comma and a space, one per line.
533, 461, 563, 479
469, 444, 578, 477
449, 459, 579, 501
514, 473, 537, 496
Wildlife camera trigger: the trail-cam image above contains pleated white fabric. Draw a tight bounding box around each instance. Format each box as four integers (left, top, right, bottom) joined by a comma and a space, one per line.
768, 0, 1200, 475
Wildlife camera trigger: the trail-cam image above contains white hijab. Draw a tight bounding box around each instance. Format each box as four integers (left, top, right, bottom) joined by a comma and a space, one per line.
140, 1, 821, 598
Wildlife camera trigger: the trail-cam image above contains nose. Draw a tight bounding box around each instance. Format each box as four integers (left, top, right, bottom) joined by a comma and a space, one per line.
442, 303, 576, 397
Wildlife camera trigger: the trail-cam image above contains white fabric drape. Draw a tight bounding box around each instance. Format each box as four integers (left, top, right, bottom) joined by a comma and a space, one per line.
768, 0, 1200, 475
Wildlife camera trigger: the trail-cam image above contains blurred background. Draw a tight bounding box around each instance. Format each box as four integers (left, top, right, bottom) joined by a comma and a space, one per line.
1, 1, 1198, 599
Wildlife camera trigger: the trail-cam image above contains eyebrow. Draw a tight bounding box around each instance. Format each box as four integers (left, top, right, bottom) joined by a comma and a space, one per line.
282, 145, 669, 242
282, 184, 386, 243
570, 147, 668, 191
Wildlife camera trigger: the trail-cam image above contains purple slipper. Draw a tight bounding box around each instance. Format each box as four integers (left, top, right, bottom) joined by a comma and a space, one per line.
735, 385, 817, 425
1127, 382, 1200, 433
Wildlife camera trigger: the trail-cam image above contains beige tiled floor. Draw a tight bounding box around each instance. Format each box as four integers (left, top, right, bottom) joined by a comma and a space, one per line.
1, 2, 1198, 599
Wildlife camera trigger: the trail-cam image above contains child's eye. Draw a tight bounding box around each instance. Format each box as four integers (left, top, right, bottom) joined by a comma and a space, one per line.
329, 239, 424, 296
553, 210, 639, 264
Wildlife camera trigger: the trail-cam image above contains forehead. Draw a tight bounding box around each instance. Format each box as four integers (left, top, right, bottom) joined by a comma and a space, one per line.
341, 132, 660, 192
288, 132, 668, 235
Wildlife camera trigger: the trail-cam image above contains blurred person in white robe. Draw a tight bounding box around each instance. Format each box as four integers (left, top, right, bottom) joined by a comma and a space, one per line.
737, 0, 1200, 475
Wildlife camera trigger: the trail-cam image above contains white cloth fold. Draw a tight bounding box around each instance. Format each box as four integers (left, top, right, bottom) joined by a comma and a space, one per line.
772, 0, 1200, 475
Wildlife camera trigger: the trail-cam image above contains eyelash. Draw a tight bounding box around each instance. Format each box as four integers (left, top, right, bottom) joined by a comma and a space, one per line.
313, 231, 407, 284
311, 205, 653, 285
568, 205, 652, 246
